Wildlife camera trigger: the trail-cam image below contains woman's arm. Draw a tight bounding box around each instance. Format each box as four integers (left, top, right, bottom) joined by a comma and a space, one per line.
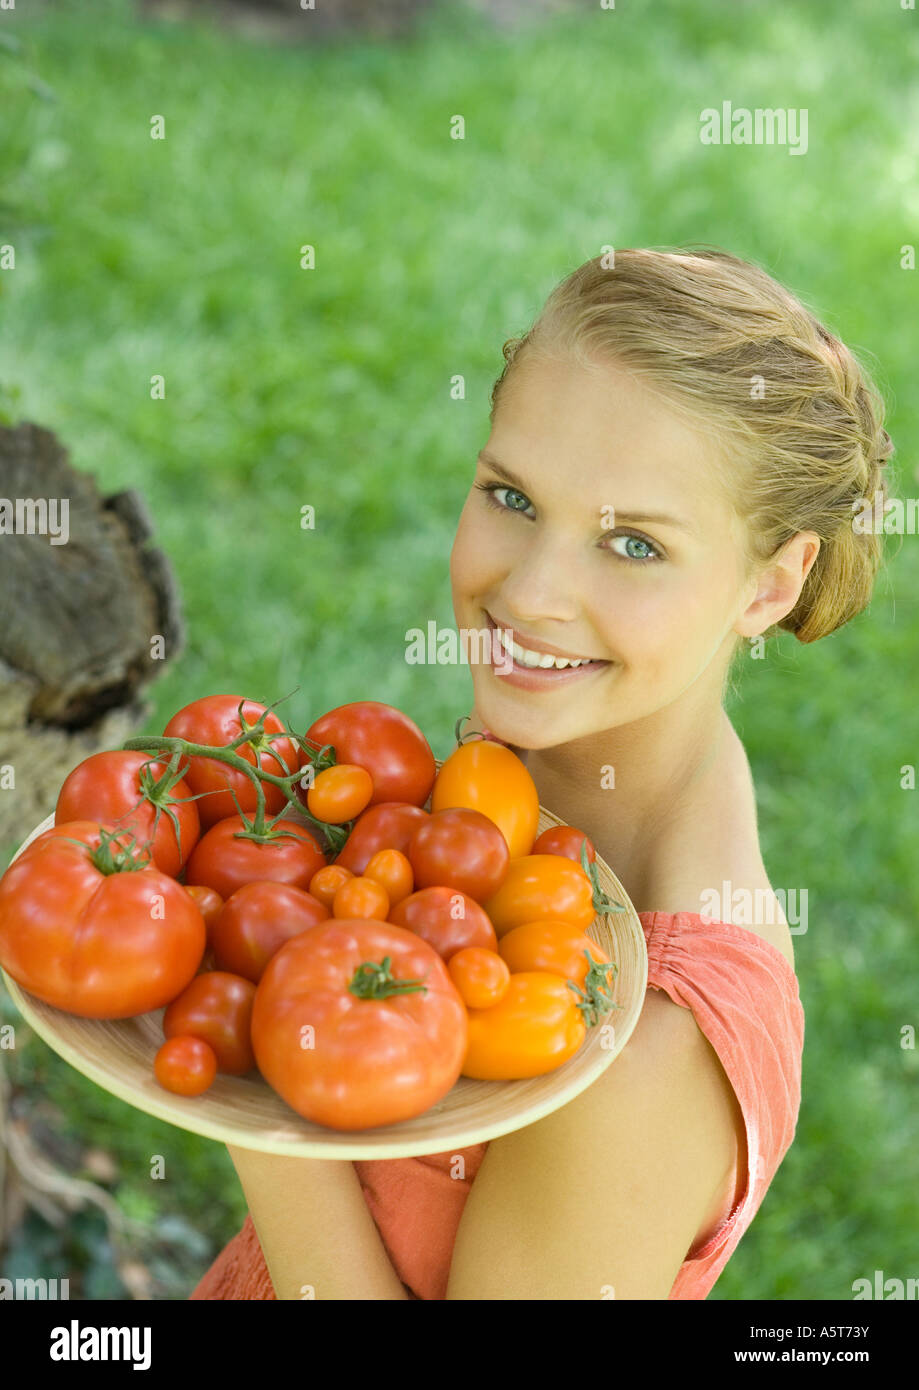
227, 1146, 410, 1300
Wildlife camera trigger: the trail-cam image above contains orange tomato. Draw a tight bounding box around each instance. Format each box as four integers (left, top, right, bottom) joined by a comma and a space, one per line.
447, 947, 510, 1009
498, 920, 611, 985
307, 764, 374, 824
431, 740, 540, 859
309, 863, 353, 911
461, 972, 586, 1079
363, 848, 413, 910
332, 875, 390, 920
483, 855, 596, 937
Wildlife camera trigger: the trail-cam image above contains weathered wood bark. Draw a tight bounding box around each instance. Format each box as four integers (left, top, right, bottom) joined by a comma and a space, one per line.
0, 420, 184, 844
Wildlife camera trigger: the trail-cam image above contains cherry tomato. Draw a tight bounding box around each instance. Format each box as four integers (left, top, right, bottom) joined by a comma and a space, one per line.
306, 764, 374, 824
363, 848, 413, 910
154, 1035, 218, 1096
308, 863, 354, 911
532, 826, 596, 865
332, 875, 390, 921
164, 695, 301, 830
210, 881, 330, 983
407, 807, 509, 903
55, 750, 201, 878
448, 947, 510, 1009
335, 802, 429, 876
387, 885, 498, 960
184, 814, 326, 901
251, 918, 468, 1130
431, 740, 540, 859
462, 972, 586, 1079
298, 701, 435, 808
163, 971, 257, 1074
0, 822, 206, 1018
483, 854, 596, 937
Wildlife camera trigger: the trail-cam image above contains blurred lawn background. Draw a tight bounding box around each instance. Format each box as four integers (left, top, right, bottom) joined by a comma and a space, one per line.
1, 0, 917, 1299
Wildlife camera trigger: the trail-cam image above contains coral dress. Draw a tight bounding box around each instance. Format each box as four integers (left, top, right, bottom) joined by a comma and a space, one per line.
189, 911, 805, 1300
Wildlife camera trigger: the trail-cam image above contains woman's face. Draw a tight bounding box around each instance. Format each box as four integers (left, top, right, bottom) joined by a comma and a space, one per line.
449, 352, 755, 750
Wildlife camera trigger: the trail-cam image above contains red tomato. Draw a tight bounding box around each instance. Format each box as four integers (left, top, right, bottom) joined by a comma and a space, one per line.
407, 807, 509, 903
210, 881, 330, 983
154, 1036, 218, 1096
0, 823, 206, 1018
163, 971, 257, 1074
55, 750, 201, 877
532, 826, 597, 866
387, 885, 498, 960
251, 919, 467, 1130
184, 814, 326, 901
164, 695, 301, 830
335, 802, 429, 876
299, 702, 435, 808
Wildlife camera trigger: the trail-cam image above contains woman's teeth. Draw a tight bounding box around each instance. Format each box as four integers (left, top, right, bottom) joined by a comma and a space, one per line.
496, 628, 596, 670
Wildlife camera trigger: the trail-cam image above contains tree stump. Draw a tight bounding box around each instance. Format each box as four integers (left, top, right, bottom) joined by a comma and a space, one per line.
0, 420, 185, 847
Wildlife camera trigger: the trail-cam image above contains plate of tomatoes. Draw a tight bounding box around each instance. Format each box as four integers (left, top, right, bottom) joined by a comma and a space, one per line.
0, 695, 648, 1158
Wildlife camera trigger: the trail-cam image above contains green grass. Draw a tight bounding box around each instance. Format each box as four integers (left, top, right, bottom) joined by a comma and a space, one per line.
1, 0, 917, 1300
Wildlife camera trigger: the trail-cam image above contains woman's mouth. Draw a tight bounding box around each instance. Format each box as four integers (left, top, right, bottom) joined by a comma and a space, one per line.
483, 612, 613, 690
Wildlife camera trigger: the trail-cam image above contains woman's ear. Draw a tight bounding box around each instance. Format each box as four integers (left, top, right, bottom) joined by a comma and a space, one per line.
734, 533, 821, 638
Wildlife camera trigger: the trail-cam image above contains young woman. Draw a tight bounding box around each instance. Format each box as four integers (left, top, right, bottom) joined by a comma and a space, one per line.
191, 246, 892, 1300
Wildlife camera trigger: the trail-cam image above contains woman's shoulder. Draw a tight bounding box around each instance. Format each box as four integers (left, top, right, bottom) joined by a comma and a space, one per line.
637, 725, 797, 973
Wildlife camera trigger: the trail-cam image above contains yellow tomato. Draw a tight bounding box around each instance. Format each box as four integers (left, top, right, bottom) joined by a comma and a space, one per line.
482, 855, 596, 938
461, 972, 586, 1079
431, 739, 540, 859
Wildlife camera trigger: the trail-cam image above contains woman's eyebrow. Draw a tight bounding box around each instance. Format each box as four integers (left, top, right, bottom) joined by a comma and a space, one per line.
476, 450, 695, 533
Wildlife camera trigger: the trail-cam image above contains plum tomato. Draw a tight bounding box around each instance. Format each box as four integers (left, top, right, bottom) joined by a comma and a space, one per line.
483, 854, 596, 937
431, 739, 540, 859
363, 848, 413, 911
306, 763, 374, 824
461, 972, 587, 1080
331, 875, 390, 921
308, 864, 353, 911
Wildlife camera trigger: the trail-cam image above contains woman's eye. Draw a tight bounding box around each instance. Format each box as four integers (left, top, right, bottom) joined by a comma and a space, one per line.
473, 480, 663, 564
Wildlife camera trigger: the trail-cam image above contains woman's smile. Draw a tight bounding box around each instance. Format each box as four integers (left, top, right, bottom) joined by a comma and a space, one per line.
482, 610, 614, 690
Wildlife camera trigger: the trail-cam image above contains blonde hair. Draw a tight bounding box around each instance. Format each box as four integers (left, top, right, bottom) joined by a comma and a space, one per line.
490, 245, 897, 646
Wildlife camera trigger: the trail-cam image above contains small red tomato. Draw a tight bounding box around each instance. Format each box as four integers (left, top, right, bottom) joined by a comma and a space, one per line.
154, 1035, 218, 1096
387, 885, 498, 961
163, 971, 257, 1074
210, 881, 330, 983
532, 826, 597, 866
407, 807, 509, 903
